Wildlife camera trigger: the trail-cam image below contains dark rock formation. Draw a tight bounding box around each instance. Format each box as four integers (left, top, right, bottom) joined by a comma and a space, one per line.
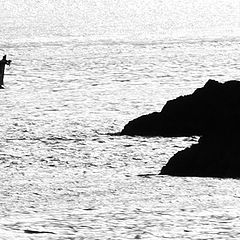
121, 79, 240, 137
160, 132, 240, 178
160, 80, 240, 178
121, 79, 240, 178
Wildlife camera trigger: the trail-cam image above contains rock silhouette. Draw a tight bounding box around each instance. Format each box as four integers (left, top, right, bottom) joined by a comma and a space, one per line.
121, 79, 240, 137
160, 131, 240, 178
121, 79, 240, 178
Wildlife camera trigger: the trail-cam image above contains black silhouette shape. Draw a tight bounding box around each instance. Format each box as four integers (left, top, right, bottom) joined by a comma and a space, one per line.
121, 80, 240, 178
24, 229, 55, 234
121, 80, 240, 137
0, 55, 11, 89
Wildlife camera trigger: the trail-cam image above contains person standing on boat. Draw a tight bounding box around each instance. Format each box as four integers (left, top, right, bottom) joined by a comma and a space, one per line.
0, 55, 11, 88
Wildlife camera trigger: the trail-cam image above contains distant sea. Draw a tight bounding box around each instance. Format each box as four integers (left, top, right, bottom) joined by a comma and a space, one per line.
0, 1, 240, 239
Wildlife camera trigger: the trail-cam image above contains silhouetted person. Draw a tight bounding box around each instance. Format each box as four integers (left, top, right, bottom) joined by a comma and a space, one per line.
0, 55, 11, 89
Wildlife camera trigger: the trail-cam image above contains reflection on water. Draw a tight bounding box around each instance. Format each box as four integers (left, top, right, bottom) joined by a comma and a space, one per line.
0, 38, 240, 239
1, 167, 240, 239
0, 0, 240, 239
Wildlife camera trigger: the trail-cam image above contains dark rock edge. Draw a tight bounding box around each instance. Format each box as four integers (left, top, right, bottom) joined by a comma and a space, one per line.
121, 79, 240, 178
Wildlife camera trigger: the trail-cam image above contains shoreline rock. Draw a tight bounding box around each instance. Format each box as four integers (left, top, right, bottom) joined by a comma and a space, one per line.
121, 79, 240, 137
160, 130, 240, 178
121, 79, 240, 178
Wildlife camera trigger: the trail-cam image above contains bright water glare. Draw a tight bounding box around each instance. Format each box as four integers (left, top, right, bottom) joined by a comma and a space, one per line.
0, 0, 240, 239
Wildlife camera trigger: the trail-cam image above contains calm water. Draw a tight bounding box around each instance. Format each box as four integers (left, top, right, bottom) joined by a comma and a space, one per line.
0, 1, 240, 239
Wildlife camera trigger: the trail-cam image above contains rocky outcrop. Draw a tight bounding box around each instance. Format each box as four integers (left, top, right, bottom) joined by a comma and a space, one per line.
121, 79, 240, 178
121, 79, 240, 137
160, 131, 240, 178
160, 80, 240, 178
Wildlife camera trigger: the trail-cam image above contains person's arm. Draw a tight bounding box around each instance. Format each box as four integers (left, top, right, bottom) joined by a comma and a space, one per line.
6, 60, 11, 66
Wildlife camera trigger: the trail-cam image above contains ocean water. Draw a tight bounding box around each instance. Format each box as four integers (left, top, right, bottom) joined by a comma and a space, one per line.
0, 0, 240, 239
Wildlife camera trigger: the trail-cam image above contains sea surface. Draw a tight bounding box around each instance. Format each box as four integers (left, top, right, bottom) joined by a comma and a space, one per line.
0, 0, 240, 239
